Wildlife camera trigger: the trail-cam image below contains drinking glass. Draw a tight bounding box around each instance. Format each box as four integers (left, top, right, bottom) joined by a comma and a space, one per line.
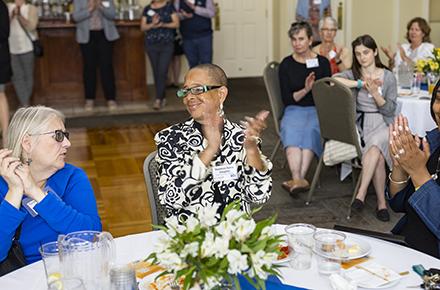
285, 223, 316, 270
39, 241, 62, 286
48, 278, 86, 290
313, 230, 346, 275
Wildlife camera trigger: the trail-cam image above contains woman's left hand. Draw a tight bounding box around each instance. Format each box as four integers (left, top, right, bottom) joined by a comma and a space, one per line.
242, 110, 269, 150
15, 164, 46, 202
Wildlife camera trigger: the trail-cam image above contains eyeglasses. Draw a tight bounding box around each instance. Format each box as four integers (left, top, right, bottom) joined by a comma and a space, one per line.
321, 28, 337, 32
31, 130, 70, 142
176, 85, 222, 98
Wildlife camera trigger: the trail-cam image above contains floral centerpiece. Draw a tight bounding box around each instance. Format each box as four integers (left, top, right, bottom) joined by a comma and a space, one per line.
146, 202, 284, 290
415, 48, 440, 75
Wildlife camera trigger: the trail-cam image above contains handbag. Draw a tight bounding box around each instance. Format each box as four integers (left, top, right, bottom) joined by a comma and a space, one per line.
0, 224, 27, 277
323, 140, 358, 166
18, 20, 43, 58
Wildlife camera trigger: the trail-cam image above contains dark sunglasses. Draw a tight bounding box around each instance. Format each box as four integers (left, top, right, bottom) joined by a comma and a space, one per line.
31, 130, 70, 142
176, 85, 222, 98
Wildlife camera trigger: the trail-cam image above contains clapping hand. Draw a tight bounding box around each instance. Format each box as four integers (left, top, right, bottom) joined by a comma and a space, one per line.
151, 14, 162, 27
304, 72, 315, 93
364, 77, 382, 96
241, 110, 269, 150
184, 0, 196, 10
380, 45, 395, 60
202, 109, 223, 155
180, 9, 193, 19
389, 115, 430, 176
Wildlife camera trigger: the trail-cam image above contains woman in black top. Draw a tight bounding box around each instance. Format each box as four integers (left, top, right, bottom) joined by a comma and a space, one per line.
0, 0, 11, 147
278, 21, 331, 195
141, 0, 179, 110
388, 80, 440, 257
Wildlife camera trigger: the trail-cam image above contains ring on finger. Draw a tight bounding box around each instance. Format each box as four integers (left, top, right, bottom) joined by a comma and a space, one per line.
398, 149, 405, 155
394, 154, 400, 159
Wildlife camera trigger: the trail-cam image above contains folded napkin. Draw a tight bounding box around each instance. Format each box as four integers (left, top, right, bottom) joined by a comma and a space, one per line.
329, 274, 357, 290
238, 275, 308, 290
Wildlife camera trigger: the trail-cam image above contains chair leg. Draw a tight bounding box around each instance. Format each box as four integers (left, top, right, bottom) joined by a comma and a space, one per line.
347, 169, 362, 219
306, 155, 324, 205
270, 139, 281, 160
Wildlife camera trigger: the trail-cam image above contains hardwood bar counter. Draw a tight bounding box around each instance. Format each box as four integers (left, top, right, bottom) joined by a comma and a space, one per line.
7, 19, 147, 108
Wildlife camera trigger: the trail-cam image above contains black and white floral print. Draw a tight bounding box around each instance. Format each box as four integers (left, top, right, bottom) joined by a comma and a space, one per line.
154, 118, 272, 222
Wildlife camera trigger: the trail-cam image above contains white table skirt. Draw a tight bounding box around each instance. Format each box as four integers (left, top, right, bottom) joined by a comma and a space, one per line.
397, 93, 436, 137
1, 225, 440, 290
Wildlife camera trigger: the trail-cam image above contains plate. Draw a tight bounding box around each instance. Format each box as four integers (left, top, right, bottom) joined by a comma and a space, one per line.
343, 261, 401, 289
138, 271, 175, 290
314, 237, 371, 261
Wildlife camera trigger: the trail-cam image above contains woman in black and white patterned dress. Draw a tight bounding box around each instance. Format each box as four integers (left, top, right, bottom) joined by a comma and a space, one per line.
154, 64, 272, 222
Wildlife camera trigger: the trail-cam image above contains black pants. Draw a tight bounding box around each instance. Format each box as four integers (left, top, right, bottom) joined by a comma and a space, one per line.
145, 42, 174, 100
79, 31, 116, 101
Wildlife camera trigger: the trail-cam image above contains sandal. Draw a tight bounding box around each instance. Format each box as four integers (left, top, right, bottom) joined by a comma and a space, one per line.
282, 179, 310, 196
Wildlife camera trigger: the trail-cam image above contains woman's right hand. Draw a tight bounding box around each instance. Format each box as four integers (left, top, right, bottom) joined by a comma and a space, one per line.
380, 45, 395, 60
0, 149, 24, 193
202, 111, 223, 154
304, 72, 315, 93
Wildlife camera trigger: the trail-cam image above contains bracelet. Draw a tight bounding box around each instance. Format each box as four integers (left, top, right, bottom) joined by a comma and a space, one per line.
356, 79, 363, 89
388, 172, 410, 184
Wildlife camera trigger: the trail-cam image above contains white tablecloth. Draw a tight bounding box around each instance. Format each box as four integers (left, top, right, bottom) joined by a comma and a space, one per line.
1, 225, 440, 290
397, 92, 436, 137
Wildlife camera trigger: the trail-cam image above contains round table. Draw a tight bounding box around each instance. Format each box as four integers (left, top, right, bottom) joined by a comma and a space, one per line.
397, 91, 436, 137
1, 225, 439, 290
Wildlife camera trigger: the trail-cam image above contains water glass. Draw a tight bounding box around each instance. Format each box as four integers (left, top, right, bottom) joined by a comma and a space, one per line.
411, 73, 422, 95
39, 241, 62, 286
48, 278, 86, 290
313, 230, 346, 275
110, 264, 137, 290
285, 223, 316, 270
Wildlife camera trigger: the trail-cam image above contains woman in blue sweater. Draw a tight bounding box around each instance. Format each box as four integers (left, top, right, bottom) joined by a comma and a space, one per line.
0, 106, 101, 266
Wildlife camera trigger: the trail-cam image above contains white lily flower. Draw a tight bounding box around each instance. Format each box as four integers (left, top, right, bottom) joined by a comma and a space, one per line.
234, 218, 256, 241
157, 252, 184, 270
215, 221, 232, 240
213, 236, 230, 258
198, 203, 220, 228
227, 250, 248, 274
186, 215, 199, 233
225, 209, 242, 223
201, 231, 216, 258
181, 242, 199, 258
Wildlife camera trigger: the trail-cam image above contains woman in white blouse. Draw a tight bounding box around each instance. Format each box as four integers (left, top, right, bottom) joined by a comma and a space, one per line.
8, 0, 38, 107
154, 64, 272, 222
381, 17, 434, 69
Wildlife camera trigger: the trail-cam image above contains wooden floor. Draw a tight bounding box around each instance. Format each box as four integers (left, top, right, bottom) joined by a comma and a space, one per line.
65, 124, 168, 237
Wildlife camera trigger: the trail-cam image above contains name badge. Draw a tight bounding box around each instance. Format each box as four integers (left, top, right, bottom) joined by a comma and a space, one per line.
102, 1, 110, 8
22, 197, 38, 217
306, 58, 319, 68
212, 164, 238, 182
147, 9, 156, 16
313, 0, 322, 5
328, 50, 337, 60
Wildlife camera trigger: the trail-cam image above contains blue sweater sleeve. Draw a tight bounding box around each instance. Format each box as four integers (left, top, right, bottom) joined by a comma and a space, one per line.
409, 179, 440, 240
34, 167, 102, 234
0, 200, 26, 261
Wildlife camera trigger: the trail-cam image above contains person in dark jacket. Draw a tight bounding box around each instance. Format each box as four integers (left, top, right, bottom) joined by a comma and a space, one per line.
0, 0, 11, 148
174, 0, 215, 68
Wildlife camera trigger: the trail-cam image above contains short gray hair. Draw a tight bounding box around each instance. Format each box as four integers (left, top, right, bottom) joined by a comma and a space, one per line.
189, 63, 228, 86
319, 16, 338, 30
7, 106, 65, 160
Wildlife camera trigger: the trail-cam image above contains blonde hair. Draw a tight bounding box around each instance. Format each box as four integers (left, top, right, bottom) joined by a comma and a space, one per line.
7, 106, 65, 160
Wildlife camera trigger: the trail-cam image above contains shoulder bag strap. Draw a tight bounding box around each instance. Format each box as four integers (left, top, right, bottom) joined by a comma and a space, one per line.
13, 224, 22, 241
16, 14, 34, 42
